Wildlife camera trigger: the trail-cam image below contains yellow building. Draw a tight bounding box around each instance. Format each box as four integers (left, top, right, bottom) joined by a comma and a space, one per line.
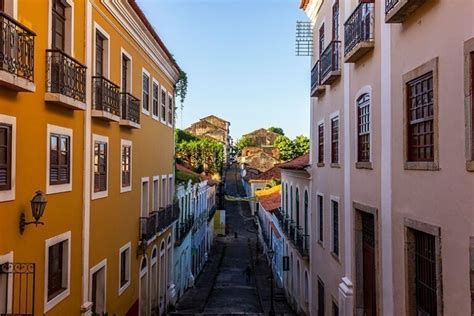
0, 0, 181, 315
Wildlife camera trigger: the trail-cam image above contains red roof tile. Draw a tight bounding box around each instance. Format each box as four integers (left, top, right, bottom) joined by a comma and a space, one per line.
257, 191, 281, 212
252, 166, 281, 181
278, 153, 310, 170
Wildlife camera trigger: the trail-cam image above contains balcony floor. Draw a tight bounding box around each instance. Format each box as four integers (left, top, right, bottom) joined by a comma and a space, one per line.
45, 93, 86, 111
0, 70, 35, 92
344, 41, 375, 63
91, 110, 120, 122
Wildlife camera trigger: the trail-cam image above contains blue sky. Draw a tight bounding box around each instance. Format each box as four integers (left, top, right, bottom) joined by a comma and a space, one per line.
137, 0, 310, 140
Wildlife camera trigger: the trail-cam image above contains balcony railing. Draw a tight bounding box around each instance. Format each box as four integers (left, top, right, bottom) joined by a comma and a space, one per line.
310, 61, 325, 97
385, 0, 427, 23
120, 92, 140, 127
0, 12, 35, 90
140, 212, 158, 242
175, 215, 195, 246
344, 2, 375, 62
320, 41, 341, 84
46, 49, 87, 104
92, 76, 121, 119
157, 202, 180, 233
295, 229, 309, 257
140, 203, 180, 243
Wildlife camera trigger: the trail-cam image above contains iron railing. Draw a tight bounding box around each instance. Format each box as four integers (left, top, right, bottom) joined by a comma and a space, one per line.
120, 92, 140, 124
295, 229, 310, 257
344, 2, 375, 56
175, 215, 194, 246
140, 203, 180, 243
92, 76, 120, 116
311, 60, 321, 93
0, 262, 36, 316
140, 212, 158, 242
320, 41, 341, 79
0, 12, 35, 82
385, 0, 399, 14
46, 49, 86, 102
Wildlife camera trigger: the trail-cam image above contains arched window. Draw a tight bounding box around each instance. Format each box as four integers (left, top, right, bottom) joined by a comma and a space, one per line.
357, 93, 371, 163
140, 257, 147, 272
304, 190, 309, 236
285, 184, 289, 216
151, 247, 157, 260
295, 188, 300, 228
290, 186, 293, 220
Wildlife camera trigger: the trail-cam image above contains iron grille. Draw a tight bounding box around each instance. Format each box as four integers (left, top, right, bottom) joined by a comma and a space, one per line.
295, 21, 313, 56
331, 117, 339, 164
344, 2, 375, 56
318, 124, 324, 163
357, 94, 371, 162
414, 230, 437, 316
0, 262, 35, 316
332, 201, 339, 256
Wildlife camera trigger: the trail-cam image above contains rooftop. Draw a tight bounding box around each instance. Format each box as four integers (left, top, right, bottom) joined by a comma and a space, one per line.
278, 153, 310, 170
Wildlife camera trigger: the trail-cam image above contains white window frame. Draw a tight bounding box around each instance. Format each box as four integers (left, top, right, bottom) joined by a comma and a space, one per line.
160, 86, 167, 124
89, 259, 107, 314
167, 92, 174, 128
151, 79, 160, 121
44, 231, 71, 313
47, 0, 75, 56
120, 48, 133, 93
168, 174, 173, 207
329, 111, 340, 165
92, 134, 109, 200
118, 242, 131, 295
330, 195, 340, 259
120, 139, 132, 193
317, 119, 325, 165
142, 68, 151, 115
46, 124, 73, 194
93, 22, 110, 78
152, 176, 160, 211
354, 85, 373, 165
141, 177, 150, 217
161, 175, 167, 207
0, 114, 16, 202
0, 252, 13, 315
317, 192, 324, 246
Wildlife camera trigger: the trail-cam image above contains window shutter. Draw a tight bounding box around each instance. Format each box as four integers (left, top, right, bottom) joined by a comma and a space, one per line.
0, 124, 12, 191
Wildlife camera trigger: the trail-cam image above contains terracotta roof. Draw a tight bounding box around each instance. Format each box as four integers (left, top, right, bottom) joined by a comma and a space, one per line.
299, 0, 310, 10
251, 165, 281, 181
127, 0, 181, 73
278, 153, 310, 170
257, 191, 281, 212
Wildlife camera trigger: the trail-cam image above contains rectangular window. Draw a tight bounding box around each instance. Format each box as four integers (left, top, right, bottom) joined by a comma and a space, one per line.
142, 73, 150, 112
95, 32, 105, 76
121, 54, 130, 93
318, 124, 324, 164
51, 0, 66, 51
119, 245, 130, 289
318, 279, 325, 316
161, 177, 167, 207
161, 89, 166, 121
153, 178, 159, 211
332, 200, 339, 256
332, 1, 339, 40
141, 179, 149, 217
152, 82, 159, 118
331, 117, 339, 164
94, 141, 107, 193
91, 265, 105, 314
49, 133, 70, 185
0, 124, 12, 191
357, 94, 371, 162
121, 144, 131, 188
318, 195, 323, 243
0, 0, 4, 11
48, 241, 66, 300
319, 24, 325, 56
407, 72, 434, 162
168, 177, 173, 205
168, 95, 173, 125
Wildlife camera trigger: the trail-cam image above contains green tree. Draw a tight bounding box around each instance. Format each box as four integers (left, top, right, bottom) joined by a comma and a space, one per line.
267, 127, 285, 135
274, 135, 295, 161
235, 136, 255, 152
293, 135, 310, 157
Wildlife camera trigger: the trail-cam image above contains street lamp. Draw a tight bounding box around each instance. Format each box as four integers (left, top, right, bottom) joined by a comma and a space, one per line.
19, 191, 47, 235
267, 249, 275, 316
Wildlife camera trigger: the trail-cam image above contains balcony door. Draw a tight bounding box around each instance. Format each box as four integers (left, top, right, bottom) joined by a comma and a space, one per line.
361, 212, 377, 316
51, 0, 66, 51
0, 1, 4, 11
122, 54, 130, 93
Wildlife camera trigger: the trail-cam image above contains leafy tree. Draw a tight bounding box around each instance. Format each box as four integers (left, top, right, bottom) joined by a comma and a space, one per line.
267, 127, 285, 135
235, 136, 255, 152
293, 135, 310, 157
175, 70, 188, 106
175, 134, 224, 175
274, 135, 310, 161
175, 129, 198, 143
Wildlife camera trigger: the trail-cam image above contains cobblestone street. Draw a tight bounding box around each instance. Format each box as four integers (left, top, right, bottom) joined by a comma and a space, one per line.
174, 165, 294, 315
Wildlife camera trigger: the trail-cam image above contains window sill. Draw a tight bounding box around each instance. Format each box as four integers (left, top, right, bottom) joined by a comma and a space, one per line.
92, 190, 108, 200
118, 280, 130, 296
404, 161, 439, 171
317, 240, 324, 249
44, 287, 70, 313
355, 161, 372, 170
0, 189, 15, 203
46, 182, 72, 195
317, 162, 325, 168
466, 160, 474, 172
330, 251, 341, 264
330, 163, 340, 168
120, 186, 132, 193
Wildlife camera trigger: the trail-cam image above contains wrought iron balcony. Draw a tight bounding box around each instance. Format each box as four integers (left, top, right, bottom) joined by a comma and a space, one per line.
0, 12, 36, 92
120, 92, 141, 128
295, 229, 310, 258
175, 215, 194, 246
140, 212, 158, 242
311, 60, 325, 97
157, 202, 180, 233
320, 41, 341, 85
385, 0, 427, 23
344, 2, 375, 63
45, 49, 87, 110
92, 76, 121, 121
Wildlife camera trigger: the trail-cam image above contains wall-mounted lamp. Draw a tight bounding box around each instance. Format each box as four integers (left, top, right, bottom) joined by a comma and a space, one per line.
19, 191, 47, 235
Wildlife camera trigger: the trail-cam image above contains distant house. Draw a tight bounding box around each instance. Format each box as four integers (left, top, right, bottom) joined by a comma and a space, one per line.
185, 115, 232, 162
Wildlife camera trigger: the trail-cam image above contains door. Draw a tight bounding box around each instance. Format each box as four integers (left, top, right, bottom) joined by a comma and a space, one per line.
362, 213, 376, 316
91, 266, 106, 315
122, 55, 129, 93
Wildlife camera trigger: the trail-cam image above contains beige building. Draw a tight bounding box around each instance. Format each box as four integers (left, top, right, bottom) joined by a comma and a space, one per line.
301, 0, 474, 315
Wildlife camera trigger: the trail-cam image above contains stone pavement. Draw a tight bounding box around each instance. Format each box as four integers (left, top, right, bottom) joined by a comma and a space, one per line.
173, 165, 294, 315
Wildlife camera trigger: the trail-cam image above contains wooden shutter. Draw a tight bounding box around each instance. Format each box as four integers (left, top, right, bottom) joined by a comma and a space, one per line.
95, 33, 104, 76
51, 0, 66, 51
48, 242, 64, 299
0, 0, 5, 11
94, 142, 107, 192
50, 134, 70, 185
0, 124, 12, 191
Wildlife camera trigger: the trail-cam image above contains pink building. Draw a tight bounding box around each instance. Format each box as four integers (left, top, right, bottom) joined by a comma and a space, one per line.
301, 0, 474, 315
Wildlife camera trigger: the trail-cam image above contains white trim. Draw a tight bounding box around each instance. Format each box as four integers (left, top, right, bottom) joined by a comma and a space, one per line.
168, 173, 173, 207
138, 256, 148, 316
161, 175, 167, 208
118, 242, 131, 295
152, 176, 160, 211
354, 85, 373, 164
120, 139, 133, 193
120, 47, 133, 93
330, 197, 340, 258
160, 86, 167, 124
167, 92, 174, 128
0, 114, 16, 202
93, 22, 111, 78
0, 252, 13, 315
46, 124, 73, 195
141, 68, 151, 115
141, 177, 150, 217
44, 231, 71, 313
89, 259, 107, 314
91, 134, 109, 200
317, 118, 325, 126
329, 110, 340, 120
316, 192, 324, 245
151, 246, 158, 264
47, 0, 75, 56
151, 78, 160, 121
